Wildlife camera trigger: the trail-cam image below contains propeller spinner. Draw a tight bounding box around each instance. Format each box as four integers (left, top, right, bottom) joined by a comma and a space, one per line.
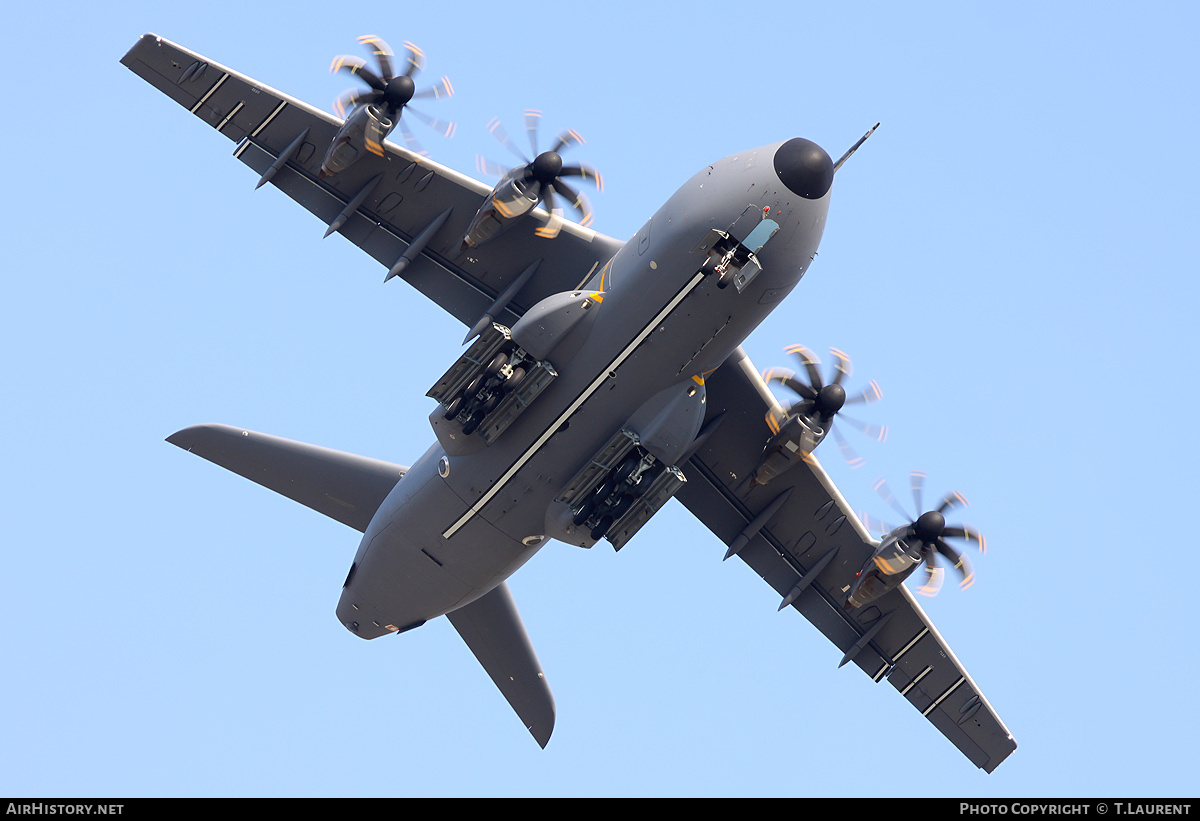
751, 345, 884, 485
331, 35, 455, 156
476, 110, 604, 239
856, 471, 987, 602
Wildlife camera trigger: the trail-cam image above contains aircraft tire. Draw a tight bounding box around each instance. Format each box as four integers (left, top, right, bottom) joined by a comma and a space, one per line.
573, 500, 596, 527
590, 515, 614, 541
485, 352, 508, 376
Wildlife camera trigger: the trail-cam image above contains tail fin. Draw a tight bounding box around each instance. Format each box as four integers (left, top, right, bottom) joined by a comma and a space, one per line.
166, 424, 408, 532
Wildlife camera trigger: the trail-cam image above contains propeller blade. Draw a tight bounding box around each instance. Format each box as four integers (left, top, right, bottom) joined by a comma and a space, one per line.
487, 117, 530, 164
402, 41, 425, 78
395, 118, 427, 156
858, 511, 896, 539
356, 35, 395, 81
943, 525, 987, 554
936, 491, 970, 515
561, 163, 605, 192
910, 470, 926, 518
552, 178, 593, 226
935, 538, 975, 588
407, 105, 457, 139
330, 55, 386, 91
836, 411, 887, 442
785, 375, 818, 400
916, 552, 945, 597
785, 344, 825, 390
844, 379, 882, 405
524, 109, 542, 157
334, 88, 383, 118
476, 155, 511, 178
549, 128, 586, 155
831, 424, 865, 469
872, 476, 913, 521
829, 347, 853, 387
413, 75, 455, 100
534, 185, 564, 239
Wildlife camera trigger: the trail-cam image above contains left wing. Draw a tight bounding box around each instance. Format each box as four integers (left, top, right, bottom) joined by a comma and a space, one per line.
120, 34, 623, 328
675, 348, 1017, 773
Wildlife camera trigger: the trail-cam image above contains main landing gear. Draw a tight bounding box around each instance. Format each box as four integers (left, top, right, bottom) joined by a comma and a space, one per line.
571, 452, 658, 541
427, 323, 557, 445
443, 351, 528, 435
555, 428, 687, 549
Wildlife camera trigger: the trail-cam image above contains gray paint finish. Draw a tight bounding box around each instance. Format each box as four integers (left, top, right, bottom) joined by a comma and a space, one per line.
127, 34, 1013, 769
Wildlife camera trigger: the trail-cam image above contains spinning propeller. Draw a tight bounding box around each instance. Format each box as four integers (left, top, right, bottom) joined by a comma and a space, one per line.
478, 109, 604, 239
331, 35, 456, 156
763, 345, 885, 467
863, 471, 987, 597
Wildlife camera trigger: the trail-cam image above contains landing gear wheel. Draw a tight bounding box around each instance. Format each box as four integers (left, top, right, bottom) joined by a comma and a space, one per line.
572, 499, 596, 527
609, 494, 635, 521
590, 515, 614, 541
613, 455, 639, 486
462, 416, 481, 436
507, 367, 527, 390
443, 395, 463, 420
485, 352, 508, 376
594, 476, 617, 504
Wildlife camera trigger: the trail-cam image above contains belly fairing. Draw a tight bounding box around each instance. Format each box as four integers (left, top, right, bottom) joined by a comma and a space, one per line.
336, 443, 540, 638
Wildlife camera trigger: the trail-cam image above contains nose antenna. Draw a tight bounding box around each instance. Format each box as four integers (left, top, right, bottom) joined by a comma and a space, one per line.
833, 122, 880, 173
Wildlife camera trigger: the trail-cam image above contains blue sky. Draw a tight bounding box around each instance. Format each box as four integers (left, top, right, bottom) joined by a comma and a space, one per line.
3, 0, 1198, 798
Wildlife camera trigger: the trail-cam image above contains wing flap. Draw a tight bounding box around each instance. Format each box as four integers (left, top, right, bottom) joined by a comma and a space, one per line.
676, 351, 1017, 772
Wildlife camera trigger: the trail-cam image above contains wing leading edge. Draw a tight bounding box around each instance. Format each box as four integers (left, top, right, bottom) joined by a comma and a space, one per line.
675, 348, 1017, 773
120, 34, 623, 329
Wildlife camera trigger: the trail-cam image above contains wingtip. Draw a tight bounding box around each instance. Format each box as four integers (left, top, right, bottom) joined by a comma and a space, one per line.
166, 424, 206, 448
166, 423, 246, 451
530, 710, 556, 749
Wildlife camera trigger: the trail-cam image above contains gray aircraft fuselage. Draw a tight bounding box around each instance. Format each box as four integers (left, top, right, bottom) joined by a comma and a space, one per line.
337, 138, 833, 638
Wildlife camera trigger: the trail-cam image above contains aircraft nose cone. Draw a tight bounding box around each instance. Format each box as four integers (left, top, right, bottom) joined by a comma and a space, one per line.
773, 138, 834, 200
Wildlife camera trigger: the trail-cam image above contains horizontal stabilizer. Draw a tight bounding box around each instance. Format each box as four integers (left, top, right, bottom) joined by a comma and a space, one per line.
167, 424, 407, 533
446, 583, 555, 748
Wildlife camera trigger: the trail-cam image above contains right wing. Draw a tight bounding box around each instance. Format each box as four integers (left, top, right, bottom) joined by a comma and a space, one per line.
675, 349, 1017, 773
120, 34, 623, 328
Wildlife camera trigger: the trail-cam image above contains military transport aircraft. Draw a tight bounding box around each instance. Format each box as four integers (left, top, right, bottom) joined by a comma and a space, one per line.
122, 33, 1016, 772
